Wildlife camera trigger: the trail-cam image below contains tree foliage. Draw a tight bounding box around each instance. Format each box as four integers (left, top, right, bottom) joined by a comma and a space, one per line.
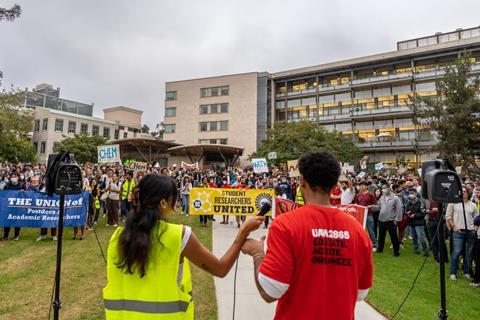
411, 53, 480, 170
251, 120, 363, 165
0, 4, 21, 22
53, 134, 107, 164
0, 89, 35, 162
141, 124, 150, 133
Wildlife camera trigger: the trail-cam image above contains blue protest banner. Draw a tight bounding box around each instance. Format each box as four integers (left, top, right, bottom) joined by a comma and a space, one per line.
0, 190, 89, 228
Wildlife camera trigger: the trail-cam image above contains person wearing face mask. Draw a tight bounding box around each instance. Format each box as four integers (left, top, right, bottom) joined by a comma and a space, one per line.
2, 173, 24, 241
277, 175, 292, 200
377, 182, 403, 256
406, 187, 429, 257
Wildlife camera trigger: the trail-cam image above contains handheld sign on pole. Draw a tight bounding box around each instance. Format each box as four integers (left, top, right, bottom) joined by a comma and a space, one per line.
252, 158, 269, 173
98, 145, 120, 163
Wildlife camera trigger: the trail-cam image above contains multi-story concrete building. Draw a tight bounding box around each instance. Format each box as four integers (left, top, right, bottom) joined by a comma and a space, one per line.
103, 106, 144, 140
27, 84, 147, 162
163, 72, 271, 163
164, 27, 480, 166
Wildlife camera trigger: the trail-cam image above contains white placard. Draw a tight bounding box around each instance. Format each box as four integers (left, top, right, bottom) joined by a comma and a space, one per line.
97, 144, 121, 163
252, 158, 269, 173
267, 152, 277, 160
375, 162, 384, 171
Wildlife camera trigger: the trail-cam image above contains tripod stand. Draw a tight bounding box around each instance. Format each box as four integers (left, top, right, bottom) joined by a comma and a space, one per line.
437, 203, 448, 320
52, 194, 65, 320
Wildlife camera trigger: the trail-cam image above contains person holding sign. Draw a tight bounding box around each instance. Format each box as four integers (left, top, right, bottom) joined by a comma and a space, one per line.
103, 174, 264, 319
240, 150, 373, 320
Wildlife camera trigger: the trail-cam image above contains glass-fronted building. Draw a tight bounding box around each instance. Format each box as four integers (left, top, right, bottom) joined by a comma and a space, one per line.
271, 27, 480, 165
24, 83, 94, 116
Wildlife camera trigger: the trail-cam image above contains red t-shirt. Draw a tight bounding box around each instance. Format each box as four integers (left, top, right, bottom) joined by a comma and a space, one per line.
259, 205, 373, 320
330, 187, 342, 206
355, 191, 377, 216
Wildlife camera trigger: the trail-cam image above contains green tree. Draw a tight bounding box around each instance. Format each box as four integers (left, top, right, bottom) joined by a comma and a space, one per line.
250, 121, 363, 166
411, 53, 480, 170
53, 134, 107, 164
0, 89, 35, 162
141, 124, 150, 133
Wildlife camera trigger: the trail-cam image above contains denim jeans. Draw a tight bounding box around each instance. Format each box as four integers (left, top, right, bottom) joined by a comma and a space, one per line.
181, 194, 190, 215
366, 215, 377, 247
450, 231, 475, 276
412, 225, 429, 255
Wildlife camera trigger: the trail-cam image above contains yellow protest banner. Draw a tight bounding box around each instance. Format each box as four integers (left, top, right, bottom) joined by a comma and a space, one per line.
189, 188, 274, 216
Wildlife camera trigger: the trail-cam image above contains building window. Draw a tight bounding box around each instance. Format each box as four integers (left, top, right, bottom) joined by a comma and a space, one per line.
123, 132, 128, 138
103, 127, 110, 139
166, 91, 177, 101
68, 121, 76, 134
199, 122, 208, 132
42, 118, 48, 131
33, 142, 38, 152
199, 139, 209, 144
210, 121, 217, 131
54, 119, 64, 132
220, 120, 228, 131
200, 86, 229, 98
211, 104, 218, 113
164, 124, 175, 133
34, 120, 40, 132
165, 107, 176, 117
219, 138, 228, 145
40, 141, 46, 154
209, 139, 216, 144
220, 103, 228, 113
80, 123, 88, 134
211, 87, 218, 96
200, 88, 209, 97
221, 86, 229, 96
114, 129, 119, 139
200, 105, 209, 114
92, 125, 99, 136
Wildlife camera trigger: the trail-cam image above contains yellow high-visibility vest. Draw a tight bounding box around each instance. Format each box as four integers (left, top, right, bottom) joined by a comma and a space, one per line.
94, 197, 101, 209
103, 221, 194, 319
121, 179, 135, 201
296, 186, 304, 205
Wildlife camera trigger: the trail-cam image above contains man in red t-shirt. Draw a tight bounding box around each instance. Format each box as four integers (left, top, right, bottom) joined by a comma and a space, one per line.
241, 150, 373, 320
355, 181, 378, 251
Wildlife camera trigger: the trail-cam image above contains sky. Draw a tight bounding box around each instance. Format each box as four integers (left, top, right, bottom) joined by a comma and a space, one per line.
1, 0, 479, 128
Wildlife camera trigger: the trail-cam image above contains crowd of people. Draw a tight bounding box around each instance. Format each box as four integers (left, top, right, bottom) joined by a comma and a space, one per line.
0, 159, 479, 287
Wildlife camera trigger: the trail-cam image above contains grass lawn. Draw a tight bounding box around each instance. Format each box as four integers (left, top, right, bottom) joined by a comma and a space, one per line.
0, 212, 216, 320
368, 237, 480, 320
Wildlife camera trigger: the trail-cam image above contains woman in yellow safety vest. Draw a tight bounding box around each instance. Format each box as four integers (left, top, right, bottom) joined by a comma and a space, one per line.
103, 174, 264, 319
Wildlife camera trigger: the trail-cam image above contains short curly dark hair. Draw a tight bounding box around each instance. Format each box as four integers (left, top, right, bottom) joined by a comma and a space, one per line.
298, 150, 340, 194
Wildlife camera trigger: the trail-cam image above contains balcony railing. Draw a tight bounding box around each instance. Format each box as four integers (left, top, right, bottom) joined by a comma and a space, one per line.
356, 139, 437, 149
352, 105, 411, 117
318, 113, 351, 121
351, 72, 413, 85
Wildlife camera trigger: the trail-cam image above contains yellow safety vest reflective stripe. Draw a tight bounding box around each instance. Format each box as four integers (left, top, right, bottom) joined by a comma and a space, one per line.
121, 179, 135, 201
296, 186, 304, 205
94, 197, 101, 209
103, 221, 194, 319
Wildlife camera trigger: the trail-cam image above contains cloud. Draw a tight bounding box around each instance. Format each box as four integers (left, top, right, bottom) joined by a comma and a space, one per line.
1, 0, 479, 127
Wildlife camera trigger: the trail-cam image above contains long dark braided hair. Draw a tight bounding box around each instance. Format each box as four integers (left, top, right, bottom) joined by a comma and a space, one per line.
116, 174, 178, 277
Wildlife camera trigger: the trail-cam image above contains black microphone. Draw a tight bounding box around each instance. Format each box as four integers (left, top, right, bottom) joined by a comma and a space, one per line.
257, 201, 272, 216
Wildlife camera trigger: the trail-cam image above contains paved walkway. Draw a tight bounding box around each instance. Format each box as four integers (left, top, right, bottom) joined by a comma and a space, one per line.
212, 220, 387, 320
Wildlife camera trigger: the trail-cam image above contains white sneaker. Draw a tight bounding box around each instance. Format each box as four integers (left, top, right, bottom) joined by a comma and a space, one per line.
106, 224, 110, 226
36, 235, 46, 242
464, 274, 471, 280
113, 224, 118, 227
450, 274, 457, 281
52, 236, 58, 241
13, 236, 19, 241
372, 247, 377, 253
389, 244, 393, 249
